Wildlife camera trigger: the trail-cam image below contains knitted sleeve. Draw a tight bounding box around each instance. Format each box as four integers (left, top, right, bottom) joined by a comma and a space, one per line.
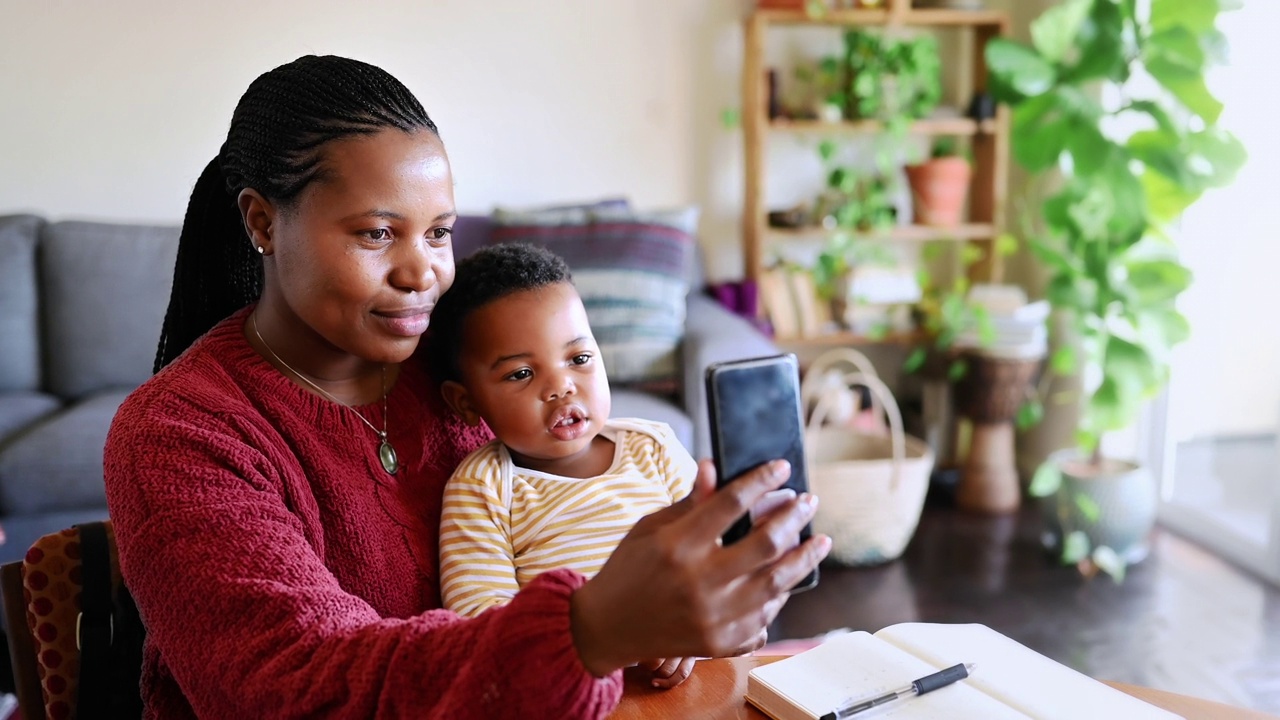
104, 391, 621, 720
439, 449, 523, 618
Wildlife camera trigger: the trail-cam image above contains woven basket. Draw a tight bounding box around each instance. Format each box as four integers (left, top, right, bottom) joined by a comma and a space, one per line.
802, 350, 935, 566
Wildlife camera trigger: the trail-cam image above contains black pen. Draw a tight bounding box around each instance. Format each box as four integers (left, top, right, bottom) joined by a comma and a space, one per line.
820, 662, 976, 719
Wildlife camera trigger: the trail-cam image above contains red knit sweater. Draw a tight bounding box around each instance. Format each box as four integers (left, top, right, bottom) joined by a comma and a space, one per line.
104, 309, 623, 719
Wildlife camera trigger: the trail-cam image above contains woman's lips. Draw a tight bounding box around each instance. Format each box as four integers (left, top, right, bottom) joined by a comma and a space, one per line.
374, 307, 432, 337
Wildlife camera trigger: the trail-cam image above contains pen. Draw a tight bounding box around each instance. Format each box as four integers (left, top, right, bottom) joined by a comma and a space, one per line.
819, 662, 976, 719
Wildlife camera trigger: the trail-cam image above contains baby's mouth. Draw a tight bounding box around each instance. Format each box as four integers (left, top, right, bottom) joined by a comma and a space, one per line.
548, 405, 590, 440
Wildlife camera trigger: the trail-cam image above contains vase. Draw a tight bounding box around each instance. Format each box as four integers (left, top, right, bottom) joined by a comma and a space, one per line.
905, 157, 972, 227
1041, 450, 1158, 564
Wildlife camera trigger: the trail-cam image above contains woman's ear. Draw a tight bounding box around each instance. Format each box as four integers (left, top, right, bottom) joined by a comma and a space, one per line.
441, 380, 481, 426
238, 188, 276, 255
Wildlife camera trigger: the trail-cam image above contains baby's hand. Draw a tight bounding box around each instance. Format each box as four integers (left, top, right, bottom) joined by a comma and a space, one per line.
639, 657, 696, 689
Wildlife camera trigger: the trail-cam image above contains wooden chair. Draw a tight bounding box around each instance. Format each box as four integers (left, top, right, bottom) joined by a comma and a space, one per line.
0, 522, 134, 720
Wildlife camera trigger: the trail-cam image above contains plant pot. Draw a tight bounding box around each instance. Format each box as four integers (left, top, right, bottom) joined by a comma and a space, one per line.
905, 157, 971, 227
1041, 450, 1158, 564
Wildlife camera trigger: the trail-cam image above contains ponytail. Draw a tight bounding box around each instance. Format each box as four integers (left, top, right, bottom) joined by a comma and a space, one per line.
153, 156, 262, 373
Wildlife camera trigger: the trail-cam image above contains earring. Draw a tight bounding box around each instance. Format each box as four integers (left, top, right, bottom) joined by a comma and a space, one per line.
256, 245, 265, 254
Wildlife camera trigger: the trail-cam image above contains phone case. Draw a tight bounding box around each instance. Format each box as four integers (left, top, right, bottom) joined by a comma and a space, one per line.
705, 353, 818, 592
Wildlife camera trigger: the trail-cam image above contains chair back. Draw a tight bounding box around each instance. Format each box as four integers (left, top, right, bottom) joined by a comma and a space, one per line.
0, 521, 133, 720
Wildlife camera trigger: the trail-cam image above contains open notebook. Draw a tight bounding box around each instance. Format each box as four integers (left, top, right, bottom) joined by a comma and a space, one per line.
747, 623, 1182, 720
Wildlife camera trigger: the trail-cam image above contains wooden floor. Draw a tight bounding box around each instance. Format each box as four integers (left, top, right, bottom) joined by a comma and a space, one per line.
772, 501, 1280, 715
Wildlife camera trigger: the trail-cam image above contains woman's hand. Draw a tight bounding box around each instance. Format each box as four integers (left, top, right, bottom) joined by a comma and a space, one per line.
569, 459, 831, 676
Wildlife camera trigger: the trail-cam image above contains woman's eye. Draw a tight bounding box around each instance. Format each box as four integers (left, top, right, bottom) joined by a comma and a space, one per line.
431, 227, 454, 241
363, 228, 391, 242
571, 354, 592, 366
506, 368, 533, 382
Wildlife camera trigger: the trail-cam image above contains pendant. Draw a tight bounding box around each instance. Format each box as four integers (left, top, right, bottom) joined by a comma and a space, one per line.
379, 438, 400, 475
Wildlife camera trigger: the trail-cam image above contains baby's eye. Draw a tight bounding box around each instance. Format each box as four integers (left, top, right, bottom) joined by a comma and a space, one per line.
506, 368, 533, 382
571, 354, 592, 366
431, 227, 453, 241
363, 228, 392, 242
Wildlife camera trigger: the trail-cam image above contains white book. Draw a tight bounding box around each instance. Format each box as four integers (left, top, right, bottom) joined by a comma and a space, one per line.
747, 623, 1182, 720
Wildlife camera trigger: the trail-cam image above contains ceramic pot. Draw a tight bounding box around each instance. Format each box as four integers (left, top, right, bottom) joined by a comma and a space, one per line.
905, 157, 972, 227
1041, 450, 1158, 563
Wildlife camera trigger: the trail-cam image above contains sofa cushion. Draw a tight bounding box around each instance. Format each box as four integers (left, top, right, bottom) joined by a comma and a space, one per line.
610, 390, 693, 453
41, 221, 180, 399
491, 206, 699, 387
0, 390, 129, 515
0, 392, 61, 442
0, 215, 44, 393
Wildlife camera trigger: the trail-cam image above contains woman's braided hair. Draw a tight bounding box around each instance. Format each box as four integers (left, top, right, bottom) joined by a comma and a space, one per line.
153, 55, 438, 372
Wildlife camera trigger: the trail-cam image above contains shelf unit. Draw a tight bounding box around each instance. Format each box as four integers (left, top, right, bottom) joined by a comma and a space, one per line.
742, 0, 1010, 348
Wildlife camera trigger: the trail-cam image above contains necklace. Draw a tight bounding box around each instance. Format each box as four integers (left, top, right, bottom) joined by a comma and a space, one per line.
251, 314, 399, 475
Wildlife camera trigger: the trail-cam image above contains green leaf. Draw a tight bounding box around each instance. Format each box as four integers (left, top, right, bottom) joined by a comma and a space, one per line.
866, 323, 890, 341
948, 358, 970, 382
1028, 462, 1062, 497
1145, 37, 1224, 122
1091, 545, 1127, 583
1126, 260, 1193, 304
1062, 530, 1091, 564
1139, 307, 1192, 347
1012, 92, 1071, 171
1151, 0, 1219, 34
1065, 124, 1113, 177
1074, 492, 1102, 524
818, 139, 838, 163
1126, 99, 1179, 135
1146, 27, 1206, 74
986, 39, 1058, 100
1089, 376, 1139, 433
1185, 128, 1248, 189
1063, 0, 1128, 83
1051, 347, 1077, 375
995, 233, 1019, 257
720, 108, 741, 130
1104, 335, 1160, 398
1016, 399, 1045, 431
1047, 272, 1097, 313
1031, 0, 1093, 64
960, 244, 986, 267
904, 347, 928, 373
1142, 171, 1200, 224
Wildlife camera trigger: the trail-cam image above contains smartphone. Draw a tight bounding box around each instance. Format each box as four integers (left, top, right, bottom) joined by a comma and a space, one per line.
705, 353, 817, 592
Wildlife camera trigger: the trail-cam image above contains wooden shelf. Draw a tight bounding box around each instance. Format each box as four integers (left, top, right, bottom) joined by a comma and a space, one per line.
755, 8, 1007, 28
766, 224, 997, 243
770, 117, 997, 135
776, 329, 926, 347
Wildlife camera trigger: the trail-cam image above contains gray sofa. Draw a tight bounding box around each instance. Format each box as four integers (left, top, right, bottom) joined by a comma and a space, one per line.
0, 212, 777, 564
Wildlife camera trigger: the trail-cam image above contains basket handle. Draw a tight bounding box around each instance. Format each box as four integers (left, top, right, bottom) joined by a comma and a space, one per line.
807, 371, 907, 491
800, 348, 883, 424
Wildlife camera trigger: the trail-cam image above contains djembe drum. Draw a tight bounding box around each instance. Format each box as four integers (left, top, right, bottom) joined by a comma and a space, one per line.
952, 351, 1043, 514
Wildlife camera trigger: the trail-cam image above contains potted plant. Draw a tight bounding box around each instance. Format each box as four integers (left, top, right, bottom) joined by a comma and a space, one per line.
986, 0, 1246, 579
905, 138, 972, 227
844, 30, 942, 133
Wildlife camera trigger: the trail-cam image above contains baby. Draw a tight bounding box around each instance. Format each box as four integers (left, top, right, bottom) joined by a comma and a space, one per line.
431, 242, 698, 688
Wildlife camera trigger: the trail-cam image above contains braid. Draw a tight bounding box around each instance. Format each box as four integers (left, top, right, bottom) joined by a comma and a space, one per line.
154, 55, 438, 372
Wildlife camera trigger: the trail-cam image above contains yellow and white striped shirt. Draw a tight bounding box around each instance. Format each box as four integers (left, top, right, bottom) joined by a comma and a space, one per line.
439, 418, 697, 618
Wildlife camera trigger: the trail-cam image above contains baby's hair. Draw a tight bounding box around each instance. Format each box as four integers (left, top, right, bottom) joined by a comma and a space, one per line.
430, 243, 573, 382
154, 55, 438, 372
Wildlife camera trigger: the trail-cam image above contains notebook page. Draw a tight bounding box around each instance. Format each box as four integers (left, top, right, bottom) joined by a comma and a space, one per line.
749, 631, 1031, 719
876, 624, 1183, 720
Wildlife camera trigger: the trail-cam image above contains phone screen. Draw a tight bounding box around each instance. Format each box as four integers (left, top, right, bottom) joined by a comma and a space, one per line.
706, 354, 817, 592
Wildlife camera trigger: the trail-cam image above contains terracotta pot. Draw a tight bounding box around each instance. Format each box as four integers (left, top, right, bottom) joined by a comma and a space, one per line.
905, 157, 972, 227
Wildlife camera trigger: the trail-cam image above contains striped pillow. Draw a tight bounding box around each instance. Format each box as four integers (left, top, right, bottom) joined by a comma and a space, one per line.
490, 207, 699, 388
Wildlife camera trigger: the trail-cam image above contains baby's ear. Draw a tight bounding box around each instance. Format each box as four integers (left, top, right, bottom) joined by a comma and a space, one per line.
441, 380, 482, 426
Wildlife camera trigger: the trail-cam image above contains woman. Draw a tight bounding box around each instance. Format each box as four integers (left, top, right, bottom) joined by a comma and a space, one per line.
105, 55, 829, 719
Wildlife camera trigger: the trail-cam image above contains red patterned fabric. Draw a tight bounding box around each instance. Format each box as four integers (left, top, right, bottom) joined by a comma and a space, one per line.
22, 523, 122, 720
104, 308, 622, 719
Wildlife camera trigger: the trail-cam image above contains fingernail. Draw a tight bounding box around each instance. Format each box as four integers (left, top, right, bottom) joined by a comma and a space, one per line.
802, 493, 819, 511
770, 459, 790, 479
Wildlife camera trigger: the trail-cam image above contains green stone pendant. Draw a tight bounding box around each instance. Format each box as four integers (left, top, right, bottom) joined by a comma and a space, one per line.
379, 437, 399, 475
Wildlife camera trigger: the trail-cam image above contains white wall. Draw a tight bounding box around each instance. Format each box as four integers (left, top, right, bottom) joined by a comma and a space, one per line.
0, 0, 753, 278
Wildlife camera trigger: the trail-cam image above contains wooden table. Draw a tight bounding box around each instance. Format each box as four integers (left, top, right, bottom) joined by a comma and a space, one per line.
610, 657, 1276, 720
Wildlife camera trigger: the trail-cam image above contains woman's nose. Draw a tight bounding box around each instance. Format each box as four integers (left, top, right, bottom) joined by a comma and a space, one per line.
388, 238, 438, 292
